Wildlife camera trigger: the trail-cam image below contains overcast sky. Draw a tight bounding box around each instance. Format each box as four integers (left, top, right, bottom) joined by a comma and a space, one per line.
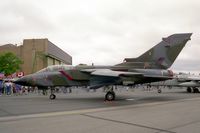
0, 0, 200, 73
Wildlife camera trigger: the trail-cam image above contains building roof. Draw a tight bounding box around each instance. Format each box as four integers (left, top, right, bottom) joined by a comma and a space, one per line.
47, 40, 72, 64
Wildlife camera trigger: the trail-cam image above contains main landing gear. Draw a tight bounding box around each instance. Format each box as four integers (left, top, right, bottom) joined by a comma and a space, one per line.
104, 86, 116, 101
187, 87, 200, 93
157, 88, 162, 93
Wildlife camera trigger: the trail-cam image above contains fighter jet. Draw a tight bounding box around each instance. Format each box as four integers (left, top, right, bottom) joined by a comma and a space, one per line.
150, 72, 200, 93
14, 33, 192, 101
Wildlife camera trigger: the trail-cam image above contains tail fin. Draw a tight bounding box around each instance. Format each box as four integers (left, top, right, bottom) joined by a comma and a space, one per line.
117, 33, 192, 69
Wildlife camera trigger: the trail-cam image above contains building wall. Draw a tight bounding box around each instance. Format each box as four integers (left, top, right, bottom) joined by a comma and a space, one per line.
0, 39, 72, 75
22, 39, 48, 75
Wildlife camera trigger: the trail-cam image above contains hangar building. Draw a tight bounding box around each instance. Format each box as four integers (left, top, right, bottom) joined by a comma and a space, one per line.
0, 39, 72, 75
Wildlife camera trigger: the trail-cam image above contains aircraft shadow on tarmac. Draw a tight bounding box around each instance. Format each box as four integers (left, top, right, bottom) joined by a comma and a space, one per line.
42, 94, 181, 105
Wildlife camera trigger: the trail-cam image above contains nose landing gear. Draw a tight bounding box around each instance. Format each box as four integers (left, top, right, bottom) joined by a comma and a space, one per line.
50, 94, 56, 100
49, 87, 56, 100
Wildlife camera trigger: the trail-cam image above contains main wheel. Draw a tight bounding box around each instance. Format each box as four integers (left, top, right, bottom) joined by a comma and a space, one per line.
187, 87, 192, 93
193, 88, 199, 93
105, 91, 115, 101
49, 94, 56, 100
158, 89, 162, 93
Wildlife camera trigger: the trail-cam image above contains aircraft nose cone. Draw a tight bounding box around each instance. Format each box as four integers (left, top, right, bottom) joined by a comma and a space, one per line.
14, 76, 32, 86
13, 77, 26, 85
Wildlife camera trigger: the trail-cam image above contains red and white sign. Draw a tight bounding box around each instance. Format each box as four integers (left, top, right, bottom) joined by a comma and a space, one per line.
17, 72, 24, 77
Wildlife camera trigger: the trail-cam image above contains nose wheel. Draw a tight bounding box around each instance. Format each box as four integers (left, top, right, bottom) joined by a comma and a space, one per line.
49, 87, 56, 100
49, 94, 56, 100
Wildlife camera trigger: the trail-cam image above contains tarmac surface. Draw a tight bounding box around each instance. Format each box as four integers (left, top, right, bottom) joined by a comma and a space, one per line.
0, 87, 200, 133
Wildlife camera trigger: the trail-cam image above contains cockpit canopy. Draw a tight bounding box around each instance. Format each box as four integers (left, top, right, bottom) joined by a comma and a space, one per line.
37, 65, 74, 73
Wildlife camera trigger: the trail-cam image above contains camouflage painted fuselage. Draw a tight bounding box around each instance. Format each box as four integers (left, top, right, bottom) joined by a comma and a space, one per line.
14, 64, 173, 89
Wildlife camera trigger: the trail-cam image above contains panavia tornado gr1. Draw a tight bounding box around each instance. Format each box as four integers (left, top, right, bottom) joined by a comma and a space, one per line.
14, 33, 192, 101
